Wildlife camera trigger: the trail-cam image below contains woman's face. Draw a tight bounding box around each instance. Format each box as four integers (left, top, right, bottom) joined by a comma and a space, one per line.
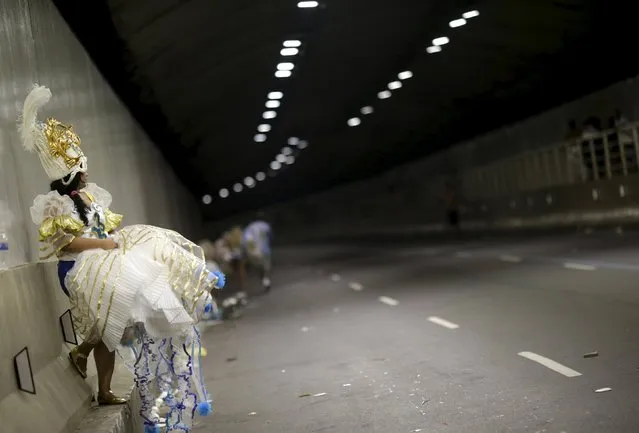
79, 172, 88, 189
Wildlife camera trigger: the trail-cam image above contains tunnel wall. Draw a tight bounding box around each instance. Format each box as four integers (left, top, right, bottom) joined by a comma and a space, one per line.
0, 0, 201, 269
206, 75, 639, 239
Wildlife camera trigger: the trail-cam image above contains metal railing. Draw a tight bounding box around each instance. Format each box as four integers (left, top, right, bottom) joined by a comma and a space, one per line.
462, 121, 639, 200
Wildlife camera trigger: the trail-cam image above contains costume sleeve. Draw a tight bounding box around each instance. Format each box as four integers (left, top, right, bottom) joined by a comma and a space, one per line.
84, 183, 123, 233
30, 191, 84, 259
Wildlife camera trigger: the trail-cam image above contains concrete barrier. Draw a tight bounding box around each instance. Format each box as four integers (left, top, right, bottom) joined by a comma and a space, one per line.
0, 262, 135, 433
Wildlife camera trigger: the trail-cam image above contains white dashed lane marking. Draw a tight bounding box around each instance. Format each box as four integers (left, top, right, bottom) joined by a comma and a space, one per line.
518, 351, 582, 378
563, 262, 597, 271
500, 255, 522, 263
379, 296, 399, 306
427, 316, 460, 330
349, 282, 364, 291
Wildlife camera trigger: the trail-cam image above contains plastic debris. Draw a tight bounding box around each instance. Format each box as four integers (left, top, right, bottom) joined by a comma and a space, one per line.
595, 387, 612, 393
583, 351, 599, 358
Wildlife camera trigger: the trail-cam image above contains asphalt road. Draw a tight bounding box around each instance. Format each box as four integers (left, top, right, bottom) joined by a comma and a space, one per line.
194, 232, 639, 433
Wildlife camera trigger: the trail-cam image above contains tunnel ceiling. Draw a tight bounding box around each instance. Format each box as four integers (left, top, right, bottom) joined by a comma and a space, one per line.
53, 0, 639, 219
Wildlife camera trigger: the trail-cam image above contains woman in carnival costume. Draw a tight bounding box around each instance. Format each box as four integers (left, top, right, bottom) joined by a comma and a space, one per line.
20, 85, 225, 432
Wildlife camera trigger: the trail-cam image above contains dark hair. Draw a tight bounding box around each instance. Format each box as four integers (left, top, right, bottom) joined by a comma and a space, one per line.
50, 172, 89, 226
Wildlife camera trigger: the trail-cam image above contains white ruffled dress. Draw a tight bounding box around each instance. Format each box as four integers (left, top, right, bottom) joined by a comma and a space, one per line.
31, 183, 222, 352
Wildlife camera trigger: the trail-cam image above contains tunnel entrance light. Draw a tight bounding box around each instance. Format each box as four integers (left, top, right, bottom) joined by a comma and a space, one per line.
361, 106, 373, 115
281, 146, 293, 155
388, 81, 402, 90
268, 91, 283, 99
426, 45, 442, 54
233, 183, 243, 193
377, 90, 391, 99
263, 111, 277, 119
202, 195, 212, 205
276, 154, 287, 163
288, 137, 300, 146
462, 10, 479, 19
275, 70, 292, 78
256, 172, 266, 181
244, 177, 255, 187
219, 188, 229, 198
254, 133, 267, 142
257, 124, 271, 133
286, 155, 296, 165
298, 140, 308, 149
265, 100, 280, 108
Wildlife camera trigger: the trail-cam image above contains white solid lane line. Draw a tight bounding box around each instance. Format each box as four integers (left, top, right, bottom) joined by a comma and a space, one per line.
500, 255, 522, 263
349, 282, 363, 291
563, 262, 597, 271
427, 316, 459, 330
518, 352, 582, 378
379, 296, 399, 306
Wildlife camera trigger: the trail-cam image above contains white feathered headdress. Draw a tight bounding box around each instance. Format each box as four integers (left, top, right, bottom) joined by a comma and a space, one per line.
18, 84, 88, 184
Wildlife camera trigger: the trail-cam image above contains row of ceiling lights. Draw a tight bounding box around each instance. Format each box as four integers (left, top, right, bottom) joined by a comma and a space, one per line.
203, 2, 321, 205
202, 138, 309, 203
346, 9, 480, 128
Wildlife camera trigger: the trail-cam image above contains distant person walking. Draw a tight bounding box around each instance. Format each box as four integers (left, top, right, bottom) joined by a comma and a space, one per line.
242, 220, 273, 292
441, 182, 460, 231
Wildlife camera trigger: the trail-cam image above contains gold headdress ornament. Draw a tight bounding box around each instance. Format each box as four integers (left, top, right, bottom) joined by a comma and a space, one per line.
18, 85, 88, 185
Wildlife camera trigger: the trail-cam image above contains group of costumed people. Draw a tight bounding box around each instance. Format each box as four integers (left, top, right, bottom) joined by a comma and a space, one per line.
197, 220, 273, 321
19, 85, 228, 433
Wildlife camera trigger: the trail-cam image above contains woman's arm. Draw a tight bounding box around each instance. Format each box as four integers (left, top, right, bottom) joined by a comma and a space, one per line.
64, 237, 117, 253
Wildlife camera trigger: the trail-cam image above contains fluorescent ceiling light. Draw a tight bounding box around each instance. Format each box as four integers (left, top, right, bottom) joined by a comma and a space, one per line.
283, 40, 302, 48
254, 133, 267, 143
275, 70, 292, 78
298, 140, 308, 149
433, 37, 450, 46
277, 62, 295, 71
449, 18, 467, 28
265, 100, 280, 108
256, 172, 266, 181
263, 111, 277, 119
257, 124, 271, 133
281, 146, 293, 155
219, 188, 229, 198
361, 106, 373, 115
276, 154, 287, 163
426, 45, 442, 54
377, 90, 392, 99
281, 48, 299, 56
462, 10, 479, 19
297, 1, 318, 8
288, 137, 300, 146
270, 161, 282, 170
398, 70, 413, 80
388, 81, 402, 90
202, 195, 212, 205
347, 117, 361, 127
268, 91, 283, 99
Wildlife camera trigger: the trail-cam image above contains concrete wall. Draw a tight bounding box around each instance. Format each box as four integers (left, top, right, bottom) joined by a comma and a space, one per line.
0, 0, 201, 268
205, 76, 639, 239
